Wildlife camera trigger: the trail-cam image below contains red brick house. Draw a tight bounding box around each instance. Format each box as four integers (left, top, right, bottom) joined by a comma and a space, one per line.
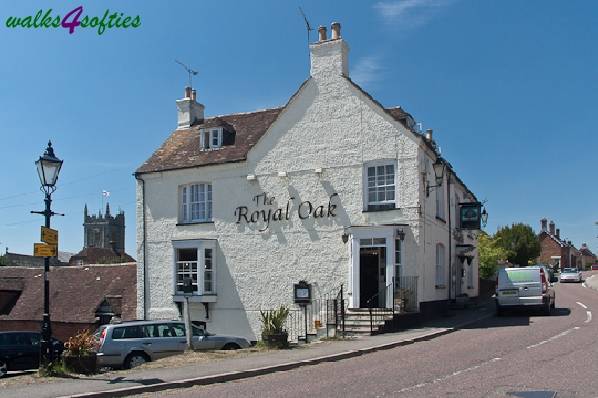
537, 219, 579, 271
0, 263, 136, 341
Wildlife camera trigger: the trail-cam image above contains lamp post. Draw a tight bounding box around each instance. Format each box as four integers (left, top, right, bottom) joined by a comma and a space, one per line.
426, 158, 445, 197
31, 141, 63, 368
481, 208, 488, 228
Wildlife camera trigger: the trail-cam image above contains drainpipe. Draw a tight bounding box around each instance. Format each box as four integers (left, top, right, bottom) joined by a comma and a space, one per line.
134, 173, 148, 319
447, 172, 453, 303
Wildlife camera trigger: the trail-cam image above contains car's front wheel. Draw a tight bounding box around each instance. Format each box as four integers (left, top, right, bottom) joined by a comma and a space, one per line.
0, 361, 7, 378
124, 352, 149, 369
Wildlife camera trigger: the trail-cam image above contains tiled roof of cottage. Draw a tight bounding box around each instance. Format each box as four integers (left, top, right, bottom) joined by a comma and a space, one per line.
136, 108, 283, 174
68, 247, 135, 266
0, 264, 136, 323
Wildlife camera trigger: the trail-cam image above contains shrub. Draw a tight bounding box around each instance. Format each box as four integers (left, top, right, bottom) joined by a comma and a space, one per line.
64, 329, 96, 357
260, 306, 289, 335
38, 359, 69, 377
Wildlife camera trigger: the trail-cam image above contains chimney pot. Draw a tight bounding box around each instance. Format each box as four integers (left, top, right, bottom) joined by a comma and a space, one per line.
191, 89, 197, 101
184, 86, 192, 98
318, 25, 327, 42
556, 228, 560, 239
549, 221, 555, 235
331, 22, 341, 39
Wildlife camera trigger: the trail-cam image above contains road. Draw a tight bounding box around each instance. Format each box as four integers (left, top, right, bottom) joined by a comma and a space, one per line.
145, 278, 598, 398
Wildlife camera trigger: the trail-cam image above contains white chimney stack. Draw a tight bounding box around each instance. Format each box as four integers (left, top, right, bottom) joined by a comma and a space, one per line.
310, 21, 349, 79
176, 86, 204, 129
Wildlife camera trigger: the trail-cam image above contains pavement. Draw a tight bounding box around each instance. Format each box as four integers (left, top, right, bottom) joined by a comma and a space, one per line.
584, 271, 598, 291
1, 300, 494, 398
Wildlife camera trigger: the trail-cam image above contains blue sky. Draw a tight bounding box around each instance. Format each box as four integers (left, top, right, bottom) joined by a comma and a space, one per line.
1, 0, 597, 257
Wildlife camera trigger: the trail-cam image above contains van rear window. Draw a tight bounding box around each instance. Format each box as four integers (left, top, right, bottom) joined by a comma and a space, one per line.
506, 269, 538, 283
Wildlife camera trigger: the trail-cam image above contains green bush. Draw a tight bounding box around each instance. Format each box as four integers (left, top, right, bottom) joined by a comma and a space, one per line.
38, 359, 69, 377
260, 306, 289, 334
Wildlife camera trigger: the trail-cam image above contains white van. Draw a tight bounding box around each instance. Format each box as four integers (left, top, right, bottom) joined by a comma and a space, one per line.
495, 267, 555, 315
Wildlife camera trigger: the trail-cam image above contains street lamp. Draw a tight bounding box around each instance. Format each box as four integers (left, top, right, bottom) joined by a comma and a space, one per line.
481, 208, 488, 228
32, 141, 63, 368
426, 158, 445, 197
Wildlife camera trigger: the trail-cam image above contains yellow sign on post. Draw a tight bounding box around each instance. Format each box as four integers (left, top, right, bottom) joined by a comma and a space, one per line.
34, 243, 57, 257
41, 227, 58, 245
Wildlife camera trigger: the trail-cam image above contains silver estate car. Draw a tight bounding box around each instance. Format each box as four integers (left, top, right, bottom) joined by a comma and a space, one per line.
96, 320, 251, 369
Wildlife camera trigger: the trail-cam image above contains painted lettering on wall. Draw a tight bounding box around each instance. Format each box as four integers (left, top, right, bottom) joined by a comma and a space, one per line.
234, 192, 339, 232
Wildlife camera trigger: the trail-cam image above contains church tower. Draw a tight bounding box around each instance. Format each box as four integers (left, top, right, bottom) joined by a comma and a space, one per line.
83, 202, 125, 254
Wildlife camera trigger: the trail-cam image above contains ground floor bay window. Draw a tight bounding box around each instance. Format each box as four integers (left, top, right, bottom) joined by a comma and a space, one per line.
173, 240, 217, 300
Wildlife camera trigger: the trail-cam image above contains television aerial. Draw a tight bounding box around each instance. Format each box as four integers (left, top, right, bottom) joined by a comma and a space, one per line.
175, 60, 198, 88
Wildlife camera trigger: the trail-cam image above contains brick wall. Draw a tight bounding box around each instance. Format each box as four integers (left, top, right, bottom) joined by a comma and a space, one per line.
0, 320, 95, 342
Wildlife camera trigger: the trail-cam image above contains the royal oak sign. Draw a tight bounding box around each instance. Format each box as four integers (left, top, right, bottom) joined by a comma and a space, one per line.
234, 192, 339, 231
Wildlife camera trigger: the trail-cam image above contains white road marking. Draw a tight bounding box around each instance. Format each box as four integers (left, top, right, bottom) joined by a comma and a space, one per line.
526, 327, 578, 349
586, 311, 592, 324
394, 358, 502, 393
576, 302, 588, 309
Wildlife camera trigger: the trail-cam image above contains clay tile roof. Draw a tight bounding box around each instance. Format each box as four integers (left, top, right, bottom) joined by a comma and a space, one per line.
136, 108, 283, 174
69, 247, 135, 265
0, 264, 137, 324
200, 117, 235, 131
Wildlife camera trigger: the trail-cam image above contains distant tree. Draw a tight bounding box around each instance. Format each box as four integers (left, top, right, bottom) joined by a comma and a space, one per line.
494, 223, 541, 267
478, 232, 512, 279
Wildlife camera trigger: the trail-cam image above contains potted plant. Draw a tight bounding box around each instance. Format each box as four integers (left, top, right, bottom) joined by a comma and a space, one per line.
63, 329, 97, 374
260, 306, 290, 349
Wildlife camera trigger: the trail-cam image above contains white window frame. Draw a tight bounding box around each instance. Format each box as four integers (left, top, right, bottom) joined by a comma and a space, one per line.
435, 175, 445, 219
394, 238, 402, 279
199, 128, 223, 150
435, 243, 445, 287
363, 160, 397, 210
173, 240, 217, 296
180, 183, 212, 223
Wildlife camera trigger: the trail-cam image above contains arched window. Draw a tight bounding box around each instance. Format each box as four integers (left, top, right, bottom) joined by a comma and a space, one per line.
436, 243, 445, 287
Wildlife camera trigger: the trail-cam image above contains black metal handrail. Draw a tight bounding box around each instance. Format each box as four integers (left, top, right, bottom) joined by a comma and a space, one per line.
324, 283, 346, 337
394, 275, 419, 313
367, 278, 394, 334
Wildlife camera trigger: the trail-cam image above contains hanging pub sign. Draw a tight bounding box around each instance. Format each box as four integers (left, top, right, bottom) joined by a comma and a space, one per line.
293, 280, 311, 305
459, 202, 482, 230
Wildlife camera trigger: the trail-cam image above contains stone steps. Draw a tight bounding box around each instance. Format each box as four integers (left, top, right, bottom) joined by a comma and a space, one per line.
341, 308, 393, 334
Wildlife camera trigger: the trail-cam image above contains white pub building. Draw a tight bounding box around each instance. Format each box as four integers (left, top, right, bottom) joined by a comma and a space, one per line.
135, 22, 484, 341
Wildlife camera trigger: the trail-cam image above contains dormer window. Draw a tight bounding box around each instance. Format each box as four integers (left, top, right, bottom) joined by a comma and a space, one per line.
200, 128, 223, 150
